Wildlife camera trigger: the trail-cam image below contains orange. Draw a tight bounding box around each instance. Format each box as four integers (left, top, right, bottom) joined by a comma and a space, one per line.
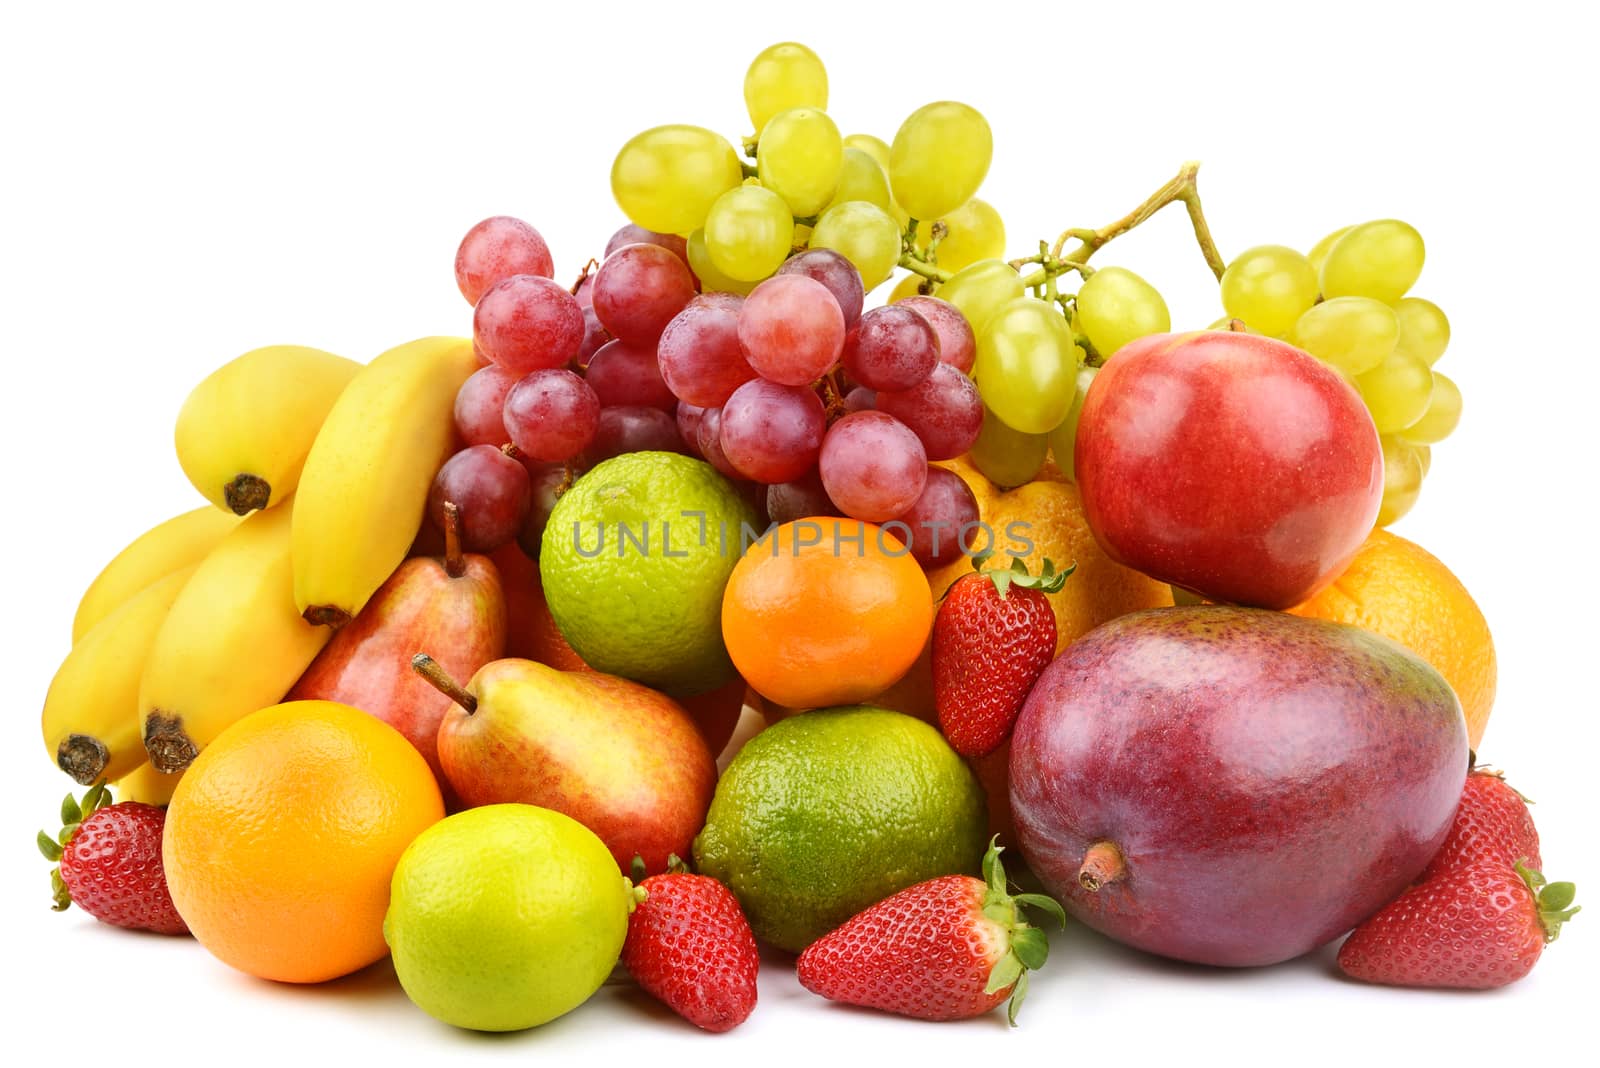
722, 518, 933, 709
1290, 528, 1496, 749
163, 700, 444, 983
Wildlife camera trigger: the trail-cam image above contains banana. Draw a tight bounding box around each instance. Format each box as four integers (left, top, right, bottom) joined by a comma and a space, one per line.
72, 506, 241, 642
113, 762, 185, 807
291, 336, 478, 627
175, 345, 363, 515
44, 566, 197, 785
140, 500, 333, 772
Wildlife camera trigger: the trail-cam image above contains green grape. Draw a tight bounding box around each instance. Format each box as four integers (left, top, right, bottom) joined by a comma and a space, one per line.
916, 198, 1006, 273
1306, 225, 1353, 279
1393, 297, 1451, 365
888, 272, 926, 303
822, 147, 892, 214
1045, 365, 1099, 481
744, 43, 827, 132
1075, 266, 1170, 359
703, 185, 794, 282
1219, 245, 1318, 337
1320, 219, 1425, 304
974, 297, 1081, 434
809, 201, 901, 289
687, 229, 759, 296
611, 125, 744, 236
1397, 371, 1461, 445
1207, 316, 1262, 334
1289, 296, 1398, 376
1377, 436, 1424, 527
757, 107, 842, 218
1357, 348, 1435, 434
969, 406, 1048, 488
842, 133, 891, 170
888, 101, 992, 222
938, 259, 1024, 335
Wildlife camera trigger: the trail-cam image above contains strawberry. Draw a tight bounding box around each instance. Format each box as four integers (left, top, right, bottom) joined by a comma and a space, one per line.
1338, 861, 1577, 989
796, 837, 1065, 1024
934, 553, 1070, 758
621, 856, 758, 1033
38, 783, 187, 935
1423, 766, 1542, 877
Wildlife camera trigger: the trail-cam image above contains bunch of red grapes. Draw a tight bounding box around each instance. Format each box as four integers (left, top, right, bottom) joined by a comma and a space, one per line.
435, 215, 986, 568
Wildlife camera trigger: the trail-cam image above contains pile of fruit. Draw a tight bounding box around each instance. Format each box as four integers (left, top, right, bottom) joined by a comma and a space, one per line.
37, 41, 1575, 1035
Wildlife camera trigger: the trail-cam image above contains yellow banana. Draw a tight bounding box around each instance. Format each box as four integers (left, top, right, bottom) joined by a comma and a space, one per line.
113, 762, 185, 806
140, 500, 333, 772
292, 336, 478, 627
175, 345, 363, 514
72, 506, 240, 642
44, 566, 197, 785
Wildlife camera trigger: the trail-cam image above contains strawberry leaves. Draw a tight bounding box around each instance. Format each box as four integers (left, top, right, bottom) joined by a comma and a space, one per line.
961, 550, 1074, 600
977, 836, 1067, 1026
38, 781, 112, 912
1518, 862, 1580, 942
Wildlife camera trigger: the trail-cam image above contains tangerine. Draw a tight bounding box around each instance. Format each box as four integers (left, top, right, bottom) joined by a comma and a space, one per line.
162, 700, 444, 983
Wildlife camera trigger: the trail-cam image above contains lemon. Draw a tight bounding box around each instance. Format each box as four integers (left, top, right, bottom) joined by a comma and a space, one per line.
540, 451, 756, 696
383, 804, 632, 1032
693, 705, 987, 951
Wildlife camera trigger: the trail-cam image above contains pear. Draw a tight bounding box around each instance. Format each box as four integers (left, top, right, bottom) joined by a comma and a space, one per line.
413, 655, 716, 875
289, 504, 505, 787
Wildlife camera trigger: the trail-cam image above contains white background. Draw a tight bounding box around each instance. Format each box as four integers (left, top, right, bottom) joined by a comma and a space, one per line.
3, 1, 1594, 1064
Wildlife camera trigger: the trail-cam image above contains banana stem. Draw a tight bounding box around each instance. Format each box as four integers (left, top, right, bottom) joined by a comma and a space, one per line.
411, 654, 477, 714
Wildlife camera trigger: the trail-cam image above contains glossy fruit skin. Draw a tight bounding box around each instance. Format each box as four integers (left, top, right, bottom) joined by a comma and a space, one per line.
933, 575, 1058, 758
1336, 862, 1545, 989
1010, 606, 1467, 967
1075, 331, 1383, 609
1423, 770, 1541, 877
622, 872, 759, 1032
287, 554, 506, 786
59, 802, 187, 935
437, 660, 717, 875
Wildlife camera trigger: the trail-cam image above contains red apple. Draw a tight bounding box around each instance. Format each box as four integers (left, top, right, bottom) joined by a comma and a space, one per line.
1075, 330, 1382, 608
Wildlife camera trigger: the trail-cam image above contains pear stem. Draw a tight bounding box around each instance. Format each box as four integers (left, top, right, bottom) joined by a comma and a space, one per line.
1078, 841, 1127, 892
411, 654, 476, 713
441, 501, 466, 579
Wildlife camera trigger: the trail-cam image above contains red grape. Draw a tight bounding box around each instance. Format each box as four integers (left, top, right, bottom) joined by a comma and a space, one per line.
890, 466, 980, 569
695, 407, 741, 480
455, 216, 554, 305
719, 379, 826, 484
658, 293, 758, 407
584, 339, 676, 411
592, 243, 697, 344
584, 405, 687, 464
676, 402, 706, 454
900, 295, 976, 374
605, 225, 691, 268
777, 248, 865, 327
428, 445, 532, 552
767, 468, 839, 525
737, 275, 845, 386
844, 386, 876, 413
575, 304, 611, 369
454, 365, 519, 447
876, 362, 984, 460
818, 411, 928, 521
503, 368, 600, 462
516, 461, 575, 560
574, 273, 596, 310
474, 275, 585, 374
842, 305, 941, 392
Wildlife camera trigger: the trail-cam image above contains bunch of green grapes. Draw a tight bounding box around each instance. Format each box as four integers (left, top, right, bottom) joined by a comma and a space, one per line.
1215, 221, 1459, 525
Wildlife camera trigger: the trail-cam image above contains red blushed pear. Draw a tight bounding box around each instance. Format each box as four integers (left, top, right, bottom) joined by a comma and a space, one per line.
1074, 329, 1383, 609
414, 655, 717, 875
288, 504, 506, 786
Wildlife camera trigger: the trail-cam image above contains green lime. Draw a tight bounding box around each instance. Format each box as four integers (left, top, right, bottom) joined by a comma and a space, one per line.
540, 451, 756, 696
383, 804, 631, 1032
693, 705, 987, 952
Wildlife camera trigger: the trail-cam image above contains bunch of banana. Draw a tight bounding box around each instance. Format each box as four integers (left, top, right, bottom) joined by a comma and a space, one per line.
72, 506, 239, 642
44, 565, 196, 785
113, 761, 185, 806
292, 336, 478, 627
174, 345, 362, 514
140, 500, 333, 772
